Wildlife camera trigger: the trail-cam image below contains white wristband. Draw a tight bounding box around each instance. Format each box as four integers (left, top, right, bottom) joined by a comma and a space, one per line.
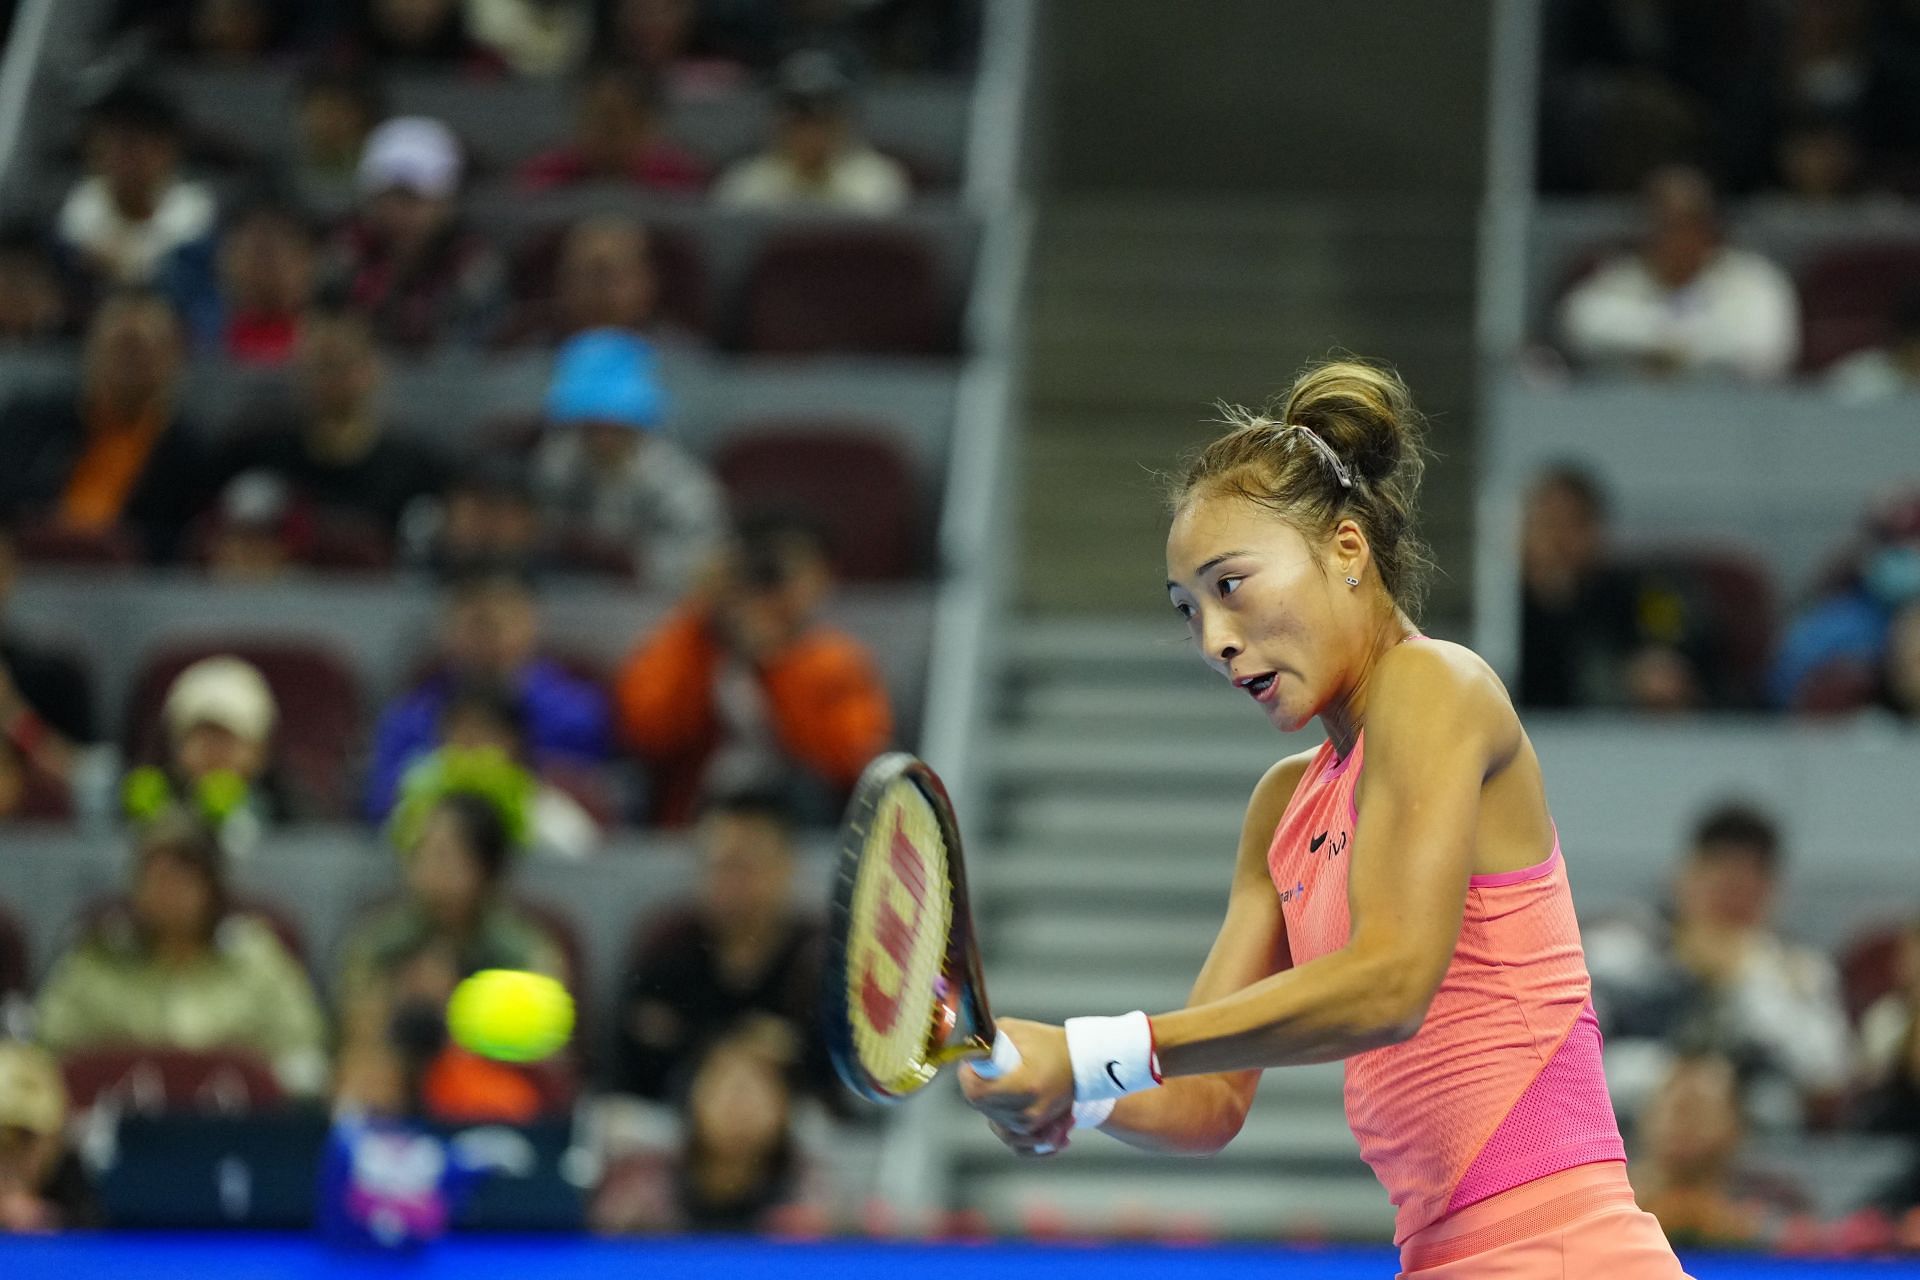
1064, 1010, 1162, 1103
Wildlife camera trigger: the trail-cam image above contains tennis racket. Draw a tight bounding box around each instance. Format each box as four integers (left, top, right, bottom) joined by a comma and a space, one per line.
821, 751, 1023, 1103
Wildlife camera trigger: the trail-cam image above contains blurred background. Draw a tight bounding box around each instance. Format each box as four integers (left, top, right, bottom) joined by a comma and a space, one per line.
0, 0, 1915, 1270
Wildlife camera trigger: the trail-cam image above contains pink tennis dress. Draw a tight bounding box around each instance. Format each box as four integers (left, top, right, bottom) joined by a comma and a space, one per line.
1269, 732, 1688, 1278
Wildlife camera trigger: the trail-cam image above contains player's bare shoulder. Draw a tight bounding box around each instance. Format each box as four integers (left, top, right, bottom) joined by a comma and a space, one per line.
1371, 637, 1522, 742
1248, 748, 1320, 830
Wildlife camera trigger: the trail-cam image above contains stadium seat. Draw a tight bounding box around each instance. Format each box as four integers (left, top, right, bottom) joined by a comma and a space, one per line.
715, 423, 922, 581
1839, 924, 1910, 1026
1616, 546, 1777, 707
1797, 241, 1920, 372
124, 640, 365, 820
738, 228, 946, 355
502, 222, 710, 340
60, 1046, 284, 1113
0, 900, 29, 997
11, 520, 142, 568
1792, 658, 1881, 717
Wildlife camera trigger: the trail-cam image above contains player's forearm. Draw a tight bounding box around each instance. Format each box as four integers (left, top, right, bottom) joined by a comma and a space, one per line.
1152, 945, 1429, 1077
1098, 1071, 1258, 1157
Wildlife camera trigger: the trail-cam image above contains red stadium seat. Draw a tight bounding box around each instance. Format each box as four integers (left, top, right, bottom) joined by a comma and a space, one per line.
0, 900, 29, 998
1792, 658, 1880, 717
715, 423, 923, 581
124, 639, 364, 820
1797, 241, 1920, 372
1616, 546, 1777, 707
59, 1046, 284, 1113
10, 520, 141, 568
738, 228, 946, 355
502, 221, 710, 340
1839, 924, 1910, 1026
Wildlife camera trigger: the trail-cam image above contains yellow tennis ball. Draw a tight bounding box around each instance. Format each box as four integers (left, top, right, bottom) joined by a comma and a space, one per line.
446, 969, 574, 1064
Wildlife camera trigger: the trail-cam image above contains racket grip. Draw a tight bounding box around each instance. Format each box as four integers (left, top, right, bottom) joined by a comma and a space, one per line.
969, 1029, 1023, 1079
969, 1032, 1114, 1149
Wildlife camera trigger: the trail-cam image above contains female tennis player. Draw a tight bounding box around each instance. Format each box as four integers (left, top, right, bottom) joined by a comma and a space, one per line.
962, 359, 1688, 1278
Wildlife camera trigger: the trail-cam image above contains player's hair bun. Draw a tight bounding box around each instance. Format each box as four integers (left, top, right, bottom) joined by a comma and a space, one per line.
1274, 359, 1421, 487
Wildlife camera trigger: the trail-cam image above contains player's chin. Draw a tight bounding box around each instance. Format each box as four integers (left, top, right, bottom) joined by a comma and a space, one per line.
1265, 699, 1314, 733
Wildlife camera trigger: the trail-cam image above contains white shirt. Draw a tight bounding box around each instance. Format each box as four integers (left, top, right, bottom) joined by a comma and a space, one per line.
1559, 247, 1802, 381
713, 146, 911, 215
1824, 347, 1920, 404
57, 176, 217, 286
532, 429, 729, 591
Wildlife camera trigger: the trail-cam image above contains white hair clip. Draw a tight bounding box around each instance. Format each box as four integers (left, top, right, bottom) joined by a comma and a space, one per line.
1286, 424, 1353, 490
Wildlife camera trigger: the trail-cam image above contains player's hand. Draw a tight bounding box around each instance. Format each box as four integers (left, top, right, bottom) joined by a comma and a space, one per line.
958, 1017, 1074, 1139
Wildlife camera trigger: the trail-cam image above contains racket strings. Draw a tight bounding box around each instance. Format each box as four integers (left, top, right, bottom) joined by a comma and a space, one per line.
845, 781, 953, 1093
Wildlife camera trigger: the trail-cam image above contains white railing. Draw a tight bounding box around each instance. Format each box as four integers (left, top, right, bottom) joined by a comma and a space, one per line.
1471, 0, 1544, 677
885, 0, 1038, 1228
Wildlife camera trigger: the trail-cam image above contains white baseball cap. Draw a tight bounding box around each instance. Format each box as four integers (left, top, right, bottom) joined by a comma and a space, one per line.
164, 656, 277, 746
357, 116, 463, 200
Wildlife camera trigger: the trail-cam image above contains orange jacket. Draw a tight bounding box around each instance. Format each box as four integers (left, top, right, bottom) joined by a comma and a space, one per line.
616, 608, 893, 825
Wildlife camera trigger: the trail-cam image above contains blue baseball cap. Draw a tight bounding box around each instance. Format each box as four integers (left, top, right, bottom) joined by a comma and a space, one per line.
544, 329, 668, 430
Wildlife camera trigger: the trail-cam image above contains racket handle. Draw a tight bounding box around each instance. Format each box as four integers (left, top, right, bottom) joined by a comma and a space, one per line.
969, 1029, 1023, 1080
969, 1032, 1114, 1150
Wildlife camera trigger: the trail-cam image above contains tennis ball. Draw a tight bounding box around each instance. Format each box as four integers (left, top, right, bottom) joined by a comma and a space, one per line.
447, 969, 574, 1064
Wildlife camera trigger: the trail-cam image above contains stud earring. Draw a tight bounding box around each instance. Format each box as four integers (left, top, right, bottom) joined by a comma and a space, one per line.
1345, 576, 1360, 587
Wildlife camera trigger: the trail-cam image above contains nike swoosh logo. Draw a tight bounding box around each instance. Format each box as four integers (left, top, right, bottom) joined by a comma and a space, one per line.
1310, 832, 1328, 852
1105, 1060, 1126, 1090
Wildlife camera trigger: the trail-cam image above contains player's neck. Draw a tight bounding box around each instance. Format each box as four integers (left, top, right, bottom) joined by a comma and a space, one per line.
1319, 609, 1417, 757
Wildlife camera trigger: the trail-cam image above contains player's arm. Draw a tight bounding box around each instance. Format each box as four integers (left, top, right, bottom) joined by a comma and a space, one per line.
1150, 644, 1515, 1075
1093, 751, 1308, 1156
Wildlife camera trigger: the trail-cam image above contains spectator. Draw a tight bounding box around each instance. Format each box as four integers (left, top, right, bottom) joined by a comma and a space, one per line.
329, 116, 504, 350
1559, 165, 1800, 380
218, 308, 446, 540
519, 66, 706, 193
1857, 917, 1920, 1134
1630, 1052, 1783, 1248
201, 471, 302, 582
466, 0, 592, 77
531, 328, 725, 588
112, 0, 302, 61
1826, 292, 1920, 404
598, 0, 748, 96
613, 790, 828, 1101
0, 232, 72, 345
285, 66, 386, 225
1771, 491, 1920, 709
364, 567, 611, 818
342, 0, 487, 69
1586, 803, 1851, 1132
386, 677, 604, 859
56, 82, 217, 292
712, 50, 910, 214
334, 791, 565, 1122
593, 1035, 828, 1235
0, 524, 98, 817
1774, 108, 1867, 201
1880, 602, 1920, 720
35, 811, 328, 1095
617, 516, 891, 826
0, 1041, 98, 1232
1517, 464, 1732, 712
122, 655, 287, 855
197, 204, 318, 364
0, 292, 210, 562
500, 215, 662, 348
415, 454, 545, 578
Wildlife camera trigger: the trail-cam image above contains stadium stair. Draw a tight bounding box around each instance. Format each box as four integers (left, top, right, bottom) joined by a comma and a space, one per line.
947, 616, 1395, 1241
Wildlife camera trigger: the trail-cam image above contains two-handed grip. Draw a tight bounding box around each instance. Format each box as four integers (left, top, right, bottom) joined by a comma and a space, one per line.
965, 1031, 1112, 1151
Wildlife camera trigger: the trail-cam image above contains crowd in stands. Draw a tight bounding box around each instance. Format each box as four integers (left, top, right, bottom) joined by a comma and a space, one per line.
1579, 802, 1920, 1250
0, 3, 952, 1237
1540, 0, 1920, 199
1518, 464, 1920, 717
